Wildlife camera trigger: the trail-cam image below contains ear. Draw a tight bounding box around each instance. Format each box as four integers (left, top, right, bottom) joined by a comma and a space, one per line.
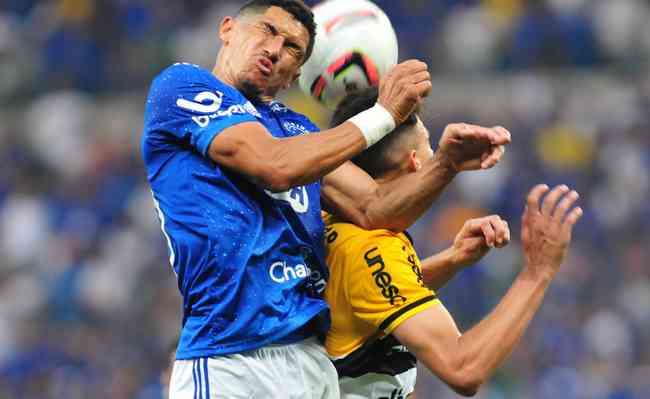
407, 149, 422, 172
219, 16, 236, 45
286, 70, 301, 89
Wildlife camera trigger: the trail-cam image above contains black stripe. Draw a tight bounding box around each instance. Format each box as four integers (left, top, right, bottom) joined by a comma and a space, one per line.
333, 335, 416, 378
332, 53, 367, 82
403, 230, 415, 246
378, 295, 437, 332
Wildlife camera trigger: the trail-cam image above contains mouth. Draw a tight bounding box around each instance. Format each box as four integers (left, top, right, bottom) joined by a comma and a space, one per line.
256, 56, 273, 76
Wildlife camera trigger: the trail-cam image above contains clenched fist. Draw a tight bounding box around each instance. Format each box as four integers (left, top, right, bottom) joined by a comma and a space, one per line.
450, 215, 510, 267
437, 123, 512, 172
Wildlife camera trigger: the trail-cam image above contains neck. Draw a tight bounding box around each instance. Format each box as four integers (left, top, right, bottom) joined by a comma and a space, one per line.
212, 51, 236, 88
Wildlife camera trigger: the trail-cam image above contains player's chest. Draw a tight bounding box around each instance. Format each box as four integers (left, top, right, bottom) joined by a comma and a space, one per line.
255, 107, 314, 138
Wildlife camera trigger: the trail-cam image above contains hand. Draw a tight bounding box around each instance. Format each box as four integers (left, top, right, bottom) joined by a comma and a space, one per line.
437, 123, 512, 172
377, 60, 431, 125
450, 215, 510, 267
521, 184, 583, 279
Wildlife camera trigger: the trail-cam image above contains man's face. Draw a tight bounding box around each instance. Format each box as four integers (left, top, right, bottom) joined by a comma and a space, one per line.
220, 6, 309, 100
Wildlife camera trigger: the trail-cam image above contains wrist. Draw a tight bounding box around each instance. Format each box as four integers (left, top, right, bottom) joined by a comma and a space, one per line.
433, 148, 460, 176
442, 246, 465, 268
521, 264, 555, 285
432, 151, 459, 179
348, 103, 396, 148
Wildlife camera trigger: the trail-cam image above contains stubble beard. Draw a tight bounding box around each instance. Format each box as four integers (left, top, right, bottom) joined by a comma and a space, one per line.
237, 79, 264, 102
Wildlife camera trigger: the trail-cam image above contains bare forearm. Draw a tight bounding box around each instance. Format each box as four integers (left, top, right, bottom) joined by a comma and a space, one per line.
272, 122, 367, 188
365, 152, 457, 231
457, 266, 551, 385
421, 248, 464, 290
210, 121, 367, 191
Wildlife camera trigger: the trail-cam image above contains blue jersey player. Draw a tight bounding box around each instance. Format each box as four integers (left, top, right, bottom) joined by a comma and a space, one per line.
141, 1, 511, 398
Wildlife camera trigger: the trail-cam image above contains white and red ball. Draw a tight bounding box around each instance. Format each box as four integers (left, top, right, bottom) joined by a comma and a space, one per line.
299, 0, 399, 110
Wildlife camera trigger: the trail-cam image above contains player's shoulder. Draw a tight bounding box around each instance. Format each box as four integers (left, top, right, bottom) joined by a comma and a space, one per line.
150, 63, 243, 98
323, 212, 401, 250
153, 62, 212, 86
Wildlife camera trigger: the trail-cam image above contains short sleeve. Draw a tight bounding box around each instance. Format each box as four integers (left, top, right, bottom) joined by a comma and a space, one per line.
346, 231, 440, 335
143, 63, 260, 156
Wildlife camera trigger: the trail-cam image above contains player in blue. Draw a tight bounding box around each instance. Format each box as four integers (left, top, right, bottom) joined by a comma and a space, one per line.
141, 1, 511, 398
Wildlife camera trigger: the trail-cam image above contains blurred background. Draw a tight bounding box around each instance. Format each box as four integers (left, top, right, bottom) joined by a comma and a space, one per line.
0, 0, 648, 398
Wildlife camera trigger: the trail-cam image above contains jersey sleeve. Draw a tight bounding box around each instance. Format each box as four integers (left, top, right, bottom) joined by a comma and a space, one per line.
345, 231, 440, 335
143, 63, 260, 156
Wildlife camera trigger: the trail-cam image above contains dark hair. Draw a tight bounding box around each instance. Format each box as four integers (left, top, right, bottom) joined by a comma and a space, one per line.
331, 88, 420, 178
237, 0, 317, 63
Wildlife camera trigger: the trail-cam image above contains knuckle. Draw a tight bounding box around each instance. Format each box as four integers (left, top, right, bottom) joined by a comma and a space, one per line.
447, 123, 460, 131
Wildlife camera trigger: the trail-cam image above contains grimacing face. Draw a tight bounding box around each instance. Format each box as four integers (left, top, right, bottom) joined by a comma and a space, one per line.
219, 6, 310, 100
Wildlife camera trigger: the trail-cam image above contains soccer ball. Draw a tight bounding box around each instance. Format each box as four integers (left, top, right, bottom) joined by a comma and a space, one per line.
299, 0, 399, 110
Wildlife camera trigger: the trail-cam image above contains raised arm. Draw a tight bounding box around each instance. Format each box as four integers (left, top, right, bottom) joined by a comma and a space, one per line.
321, 123, 511, 231
421, 215, 510, 290
392, 185, 583, 396
208, 60, 430, 192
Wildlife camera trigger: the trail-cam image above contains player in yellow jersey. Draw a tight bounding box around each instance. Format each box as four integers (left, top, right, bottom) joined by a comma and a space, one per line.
323, 89, 583, 398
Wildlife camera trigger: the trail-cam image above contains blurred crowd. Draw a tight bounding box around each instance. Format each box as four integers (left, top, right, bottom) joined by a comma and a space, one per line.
0, 0, 648, 398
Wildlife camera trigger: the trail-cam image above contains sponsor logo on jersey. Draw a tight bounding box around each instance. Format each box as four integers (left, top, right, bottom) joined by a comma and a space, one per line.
364, 247, 407, 305
379, 388, 406, 399
283, 121, 310, 136
270, 101, 289, 113
390, 344, 409, 354
269, 260, 310, 283
265, 186, 309, 213
268, 260, 326, 294
406, 253, 425, 287
243, 101, 261, 118
324, 226, 338, 244
176, 91, 260, 127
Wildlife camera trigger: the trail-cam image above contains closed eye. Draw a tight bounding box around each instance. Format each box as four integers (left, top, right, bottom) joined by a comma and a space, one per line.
286, 42, 303, 58
263, 22, 278, 36
261, 22, 304, 59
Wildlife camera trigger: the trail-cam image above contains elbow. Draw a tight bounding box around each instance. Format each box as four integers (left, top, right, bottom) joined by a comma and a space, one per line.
448, 365, 486, 397
259, 166, 293, 192
351, 210, 400, 232
355, 205, 397, 232
352, 213, 374, 230
258, 145, 303, 192
362, 216, 407, 232
451, 381, 480, 397
426, 355, 484, 397
359, 202, 408, 231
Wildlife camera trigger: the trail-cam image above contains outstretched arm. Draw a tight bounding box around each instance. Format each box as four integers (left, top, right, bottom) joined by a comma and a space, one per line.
421, 215, 510, 290
208, 61, 430, 192
321, 123, 511, 231
392, 185, 583, 396
321, 152, 456, 230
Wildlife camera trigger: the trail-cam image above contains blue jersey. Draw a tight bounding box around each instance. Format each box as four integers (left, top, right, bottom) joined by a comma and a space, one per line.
142, 63, 329, 359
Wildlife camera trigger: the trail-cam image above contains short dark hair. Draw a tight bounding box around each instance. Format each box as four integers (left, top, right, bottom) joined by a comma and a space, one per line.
331, 88, 420, 178
237, 0, 317, 63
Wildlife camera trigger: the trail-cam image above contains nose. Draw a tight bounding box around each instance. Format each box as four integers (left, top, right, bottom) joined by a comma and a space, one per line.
264, 35, 284, 63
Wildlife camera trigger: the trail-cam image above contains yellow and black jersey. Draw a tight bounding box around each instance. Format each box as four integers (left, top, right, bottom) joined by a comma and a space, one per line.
322, 212, 441, 398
